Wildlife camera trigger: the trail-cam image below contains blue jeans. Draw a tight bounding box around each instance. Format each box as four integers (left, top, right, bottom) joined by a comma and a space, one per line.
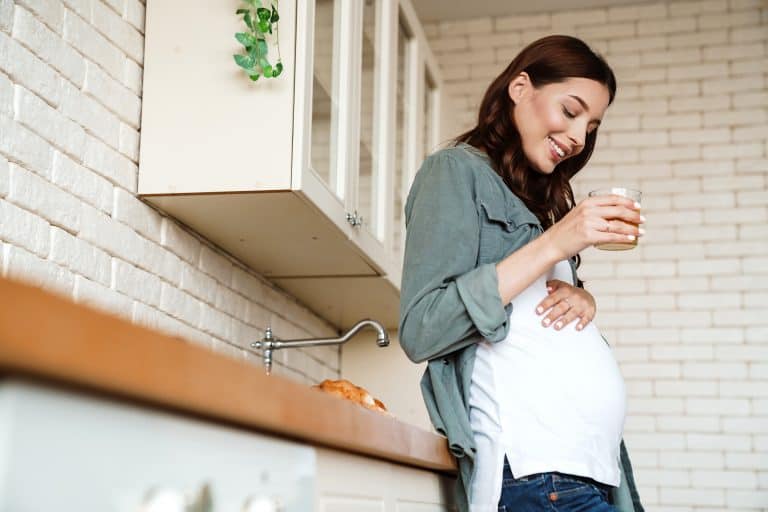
498, 458, 617, 511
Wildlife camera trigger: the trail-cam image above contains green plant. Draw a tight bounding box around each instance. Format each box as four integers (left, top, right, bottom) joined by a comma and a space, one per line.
233, 0, 283, 81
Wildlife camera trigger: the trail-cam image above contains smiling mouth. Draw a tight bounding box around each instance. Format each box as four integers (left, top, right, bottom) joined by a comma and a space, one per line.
548, 136, 566, 159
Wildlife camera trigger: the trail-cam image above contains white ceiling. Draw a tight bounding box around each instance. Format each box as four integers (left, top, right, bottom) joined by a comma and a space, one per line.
411, 0, 667, 23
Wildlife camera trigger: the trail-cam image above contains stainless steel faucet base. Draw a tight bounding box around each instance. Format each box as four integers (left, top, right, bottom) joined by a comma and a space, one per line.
250, 319, 389, 375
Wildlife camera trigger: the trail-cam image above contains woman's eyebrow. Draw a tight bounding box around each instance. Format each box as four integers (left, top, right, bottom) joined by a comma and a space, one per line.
568, 94, 602, 126
568, 94, 591, 112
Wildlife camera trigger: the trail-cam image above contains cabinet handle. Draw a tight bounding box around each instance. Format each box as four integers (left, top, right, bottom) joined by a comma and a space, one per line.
346, 211, 364, 227
241, 495, 284, 512
139, 489, 186, 512
139, 483, 212, 512
187, 483, 213, 512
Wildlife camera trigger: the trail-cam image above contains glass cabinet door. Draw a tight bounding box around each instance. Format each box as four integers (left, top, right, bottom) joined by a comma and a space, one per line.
356, 0, 382, 242
309, 0, 342, 200
423, 69, 439, 159
302, 0, 441, 281
393, 16, 415, 262
392, 4, 442, 269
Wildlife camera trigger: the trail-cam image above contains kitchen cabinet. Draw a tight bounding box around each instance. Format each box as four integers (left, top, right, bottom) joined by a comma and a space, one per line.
0, 379, 454, 511
138, 0, 442, 330
316, 447, 455, 511
0, 379, 316, 511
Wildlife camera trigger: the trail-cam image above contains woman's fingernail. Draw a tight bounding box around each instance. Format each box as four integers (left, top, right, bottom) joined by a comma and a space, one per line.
627, 234, 636, 241
634, 201, 641, 209
536, 306, 543, 314
640, 215, 646, 223
576, 324, 582, 330
638, 227, 646, 236
555, 321, 562, 329
543, 318, 551, 326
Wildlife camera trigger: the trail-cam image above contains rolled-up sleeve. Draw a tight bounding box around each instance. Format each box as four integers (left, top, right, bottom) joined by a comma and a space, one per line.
455, 263, 509, 341
399, 150, 510, 364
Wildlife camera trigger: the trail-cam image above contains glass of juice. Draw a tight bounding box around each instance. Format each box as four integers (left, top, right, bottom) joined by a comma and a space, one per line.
588, 187, 642, 251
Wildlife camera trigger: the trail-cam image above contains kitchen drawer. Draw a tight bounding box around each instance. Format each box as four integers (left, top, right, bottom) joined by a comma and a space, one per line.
315, 447, 455, 511
0, 378, 315, 511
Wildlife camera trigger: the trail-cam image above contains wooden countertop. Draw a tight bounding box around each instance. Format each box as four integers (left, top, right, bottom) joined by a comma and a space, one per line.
0, 276, 456, 473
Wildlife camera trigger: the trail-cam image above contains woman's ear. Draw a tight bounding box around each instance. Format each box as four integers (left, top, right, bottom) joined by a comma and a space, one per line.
507, 72, 531, 105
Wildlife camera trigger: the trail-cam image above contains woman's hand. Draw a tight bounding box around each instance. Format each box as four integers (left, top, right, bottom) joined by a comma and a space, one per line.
536, 279, 596, 331
543, 194, 645, 260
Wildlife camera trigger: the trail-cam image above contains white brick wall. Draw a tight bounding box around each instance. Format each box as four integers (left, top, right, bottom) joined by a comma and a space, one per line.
0, 0, 340, 384
426, 1, 767, 510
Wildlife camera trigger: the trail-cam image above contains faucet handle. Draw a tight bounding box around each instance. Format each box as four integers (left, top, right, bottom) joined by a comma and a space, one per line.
250, 327, 275, 375
250, 326, 274, 349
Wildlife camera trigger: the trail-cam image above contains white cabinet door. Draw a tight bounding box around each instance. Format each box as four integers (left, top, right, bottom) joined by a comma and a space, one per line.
0, 379, 316, 511
353, 0, 386, 245
392, 4, 417, 270
321, 501, 385, 512
139, 0, 298, 195
315, 448, 455, 512
337, 0, 392, 273
304, 0, 344, 202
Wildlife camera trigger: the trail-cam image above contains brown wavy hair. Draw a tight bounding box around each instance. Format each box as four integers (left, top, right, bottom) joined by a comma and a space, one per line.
455, 35, 617, 231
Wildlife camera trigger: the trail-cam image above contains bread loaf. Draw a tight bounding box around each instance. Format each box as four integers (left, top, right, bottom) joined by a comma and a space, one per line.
313, 379, 390, 415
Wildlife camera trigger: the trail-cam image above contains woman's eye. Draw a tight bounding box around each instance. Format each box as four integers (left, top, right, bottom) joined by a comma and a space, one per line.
562, 107, 576, 119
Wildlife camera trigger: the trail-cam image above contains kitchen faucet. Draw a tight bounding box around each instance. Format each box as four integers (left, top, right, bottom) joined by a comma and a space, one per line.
250, 319, 390, 375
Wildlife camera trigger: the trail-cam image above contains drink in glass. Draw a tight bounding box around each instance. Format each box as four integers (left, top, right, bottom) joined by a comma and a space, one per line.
588, 187, 642, 251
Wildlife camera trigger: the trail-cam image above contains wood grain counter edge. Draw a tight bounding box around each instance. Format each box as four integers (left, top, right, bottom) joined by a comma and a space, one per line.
0, 276, 457, 473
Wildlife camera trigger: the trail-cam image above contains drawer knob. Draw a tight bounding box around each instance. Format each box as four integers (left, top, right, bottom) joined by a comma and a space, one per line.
139, 489, 185, 512
242, 495, 284, 512
139, 483, 212, 512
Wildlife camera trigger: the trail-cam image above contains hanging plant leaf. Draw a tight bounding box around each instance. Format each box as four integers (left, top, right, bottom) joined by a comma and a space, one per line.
233, 53, 255, 70
256, 7, 271, 22
255, 8, 270, 33
233, 1, 283, 84
257, 38, 268, 56
235, 32, 257, 47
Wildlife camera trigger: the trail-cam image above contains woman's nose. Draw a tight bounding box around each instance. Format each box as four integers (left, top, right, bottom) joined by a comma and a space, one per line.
568, 132, 584, 152
567, 118, 590, 150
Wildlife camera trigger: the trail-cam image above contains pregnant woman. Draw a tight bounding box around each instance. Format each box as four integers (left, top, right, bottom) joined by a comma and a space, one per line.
399, 36, 645, 512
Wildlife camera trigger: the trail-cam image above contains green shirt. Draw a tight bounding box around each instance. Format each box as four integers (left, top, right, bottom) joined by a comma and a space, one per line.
399, 143, 644, 512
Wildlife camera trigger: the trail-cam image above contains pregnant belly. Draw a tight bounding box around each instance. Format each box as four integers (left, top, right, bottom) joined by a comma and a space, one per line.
493, 270, 627, 428
493, 322, 627, 427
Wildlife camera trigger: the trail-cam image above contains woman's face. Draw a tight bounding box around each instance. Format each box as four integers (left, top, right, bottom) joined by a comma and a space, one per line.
509, 74, 610, 174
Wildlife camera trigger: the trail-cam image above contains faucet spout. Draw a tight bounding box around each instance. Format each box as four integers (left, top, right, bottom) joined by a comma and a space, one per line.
339, 319, 390, 348
250, 318, 389, 374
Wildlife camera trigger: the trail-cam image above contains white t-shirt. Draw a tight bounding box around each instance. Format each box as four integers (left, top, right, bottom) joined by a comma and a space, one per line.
468, 260, 627, 510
